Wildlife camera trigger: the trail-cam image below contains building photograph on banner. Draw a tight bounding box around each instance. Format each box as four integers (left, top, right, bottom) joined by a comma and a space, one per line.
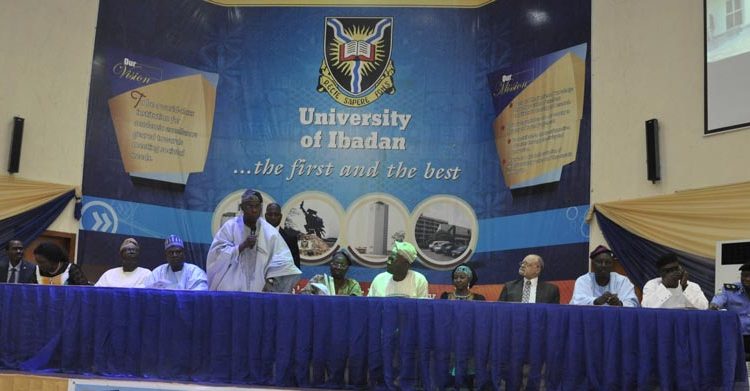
79, 0, 591, 287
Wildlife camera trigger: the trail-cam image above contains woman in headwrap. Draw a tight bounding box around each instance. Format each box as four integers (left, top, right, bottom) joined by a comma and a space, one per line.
301, 250, 362, 296
34, 242, 90, 285
440, 264, 485, 301
441, 264, 484, 389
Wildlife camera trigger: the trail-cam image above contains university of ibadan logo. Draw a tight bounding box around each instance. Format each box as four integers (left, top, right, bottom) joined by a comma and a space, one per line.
317, 17, 395, 107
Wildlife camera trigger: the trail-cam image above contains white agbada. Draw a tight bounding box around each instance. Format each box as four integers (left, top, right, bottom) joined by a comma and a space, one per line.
641, 277, 709, 309
367, 270, 429, 298
95, 266, 151, 288
207, 216, 300, 292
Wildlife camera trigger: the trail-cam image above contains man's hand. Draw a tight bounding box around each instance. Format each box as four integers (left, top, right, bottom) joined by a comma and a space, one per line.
680, 270, 689, 290
262, 277, 276, 292
239, 233, 257, 253
709, 303, 721, 310
594, 292, 612, 305
606, 294, 623, 306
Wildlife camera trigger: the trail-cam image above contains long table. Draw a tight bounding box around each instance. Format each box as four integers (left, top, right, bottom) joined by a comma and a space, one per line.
0, 284, 746, 390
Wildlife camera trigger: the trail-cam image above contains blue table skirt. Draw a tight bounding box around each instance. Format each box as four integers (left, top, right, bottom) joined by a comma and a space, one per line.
0, 284, 746, 390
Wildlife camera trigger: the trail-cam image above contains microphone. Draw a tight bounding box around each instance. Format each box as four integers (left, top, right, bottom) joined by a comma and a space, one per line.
244, 227, 258, 250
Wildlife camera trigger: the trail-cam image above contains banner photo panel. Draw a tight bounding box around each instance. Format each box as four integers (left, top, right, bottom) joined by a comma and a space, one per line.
80, 0, 591, 286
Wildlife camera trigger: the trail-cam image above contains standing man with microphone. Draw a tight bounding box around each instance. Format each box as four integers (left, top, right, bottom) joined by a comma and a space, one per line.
207, 189, 301, 292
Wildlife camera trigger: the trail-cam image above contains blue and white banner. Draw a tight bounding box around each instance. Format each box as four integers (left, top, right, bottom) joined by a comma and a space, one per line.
80, 0, 591, 285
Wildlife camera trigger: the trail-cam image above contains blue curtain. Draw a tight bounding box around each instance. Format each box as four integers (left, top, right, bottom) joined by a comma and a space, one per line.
0, 284, 746, 390
0, 190, 75, 251
595, 210, 715, 299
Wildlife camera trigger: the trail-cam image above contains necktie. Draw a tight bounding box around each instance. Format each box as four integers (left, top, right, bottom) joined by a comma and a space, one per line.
8, 267, 17, 284
521, 280, 531, 303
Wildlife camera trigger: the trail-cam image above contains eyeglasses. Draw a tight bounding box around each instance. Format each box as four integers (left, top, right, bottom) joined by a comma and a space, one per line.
241, 202, 262, 210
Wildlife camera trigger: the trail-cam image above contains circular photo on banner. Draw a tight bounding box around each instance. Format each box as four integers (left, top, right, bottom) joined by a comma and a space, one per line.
344, 193, 410, 268
281, 192, 343, 265
211, 189, 276, 236
412, 195, 478, 270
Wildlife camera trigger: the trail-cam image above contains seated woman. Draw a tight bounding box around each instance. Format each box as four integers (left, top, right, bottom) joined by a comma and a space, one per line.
440, 264, 485, 301
34, 242, 90, 285
302, 250, 362, 296
95, 238, 151, 288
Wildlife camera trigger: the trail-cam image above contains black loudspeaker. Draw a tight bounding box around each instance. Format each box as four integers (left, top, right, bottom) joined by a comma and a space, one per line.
8, 116, 24, 174
645, 118, 660, 183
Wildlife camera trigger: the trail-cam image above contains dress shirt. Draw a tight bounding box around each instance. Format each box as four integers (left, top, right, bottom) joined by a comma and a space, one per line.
525, 277, 538, 303
7, 264, 19, 283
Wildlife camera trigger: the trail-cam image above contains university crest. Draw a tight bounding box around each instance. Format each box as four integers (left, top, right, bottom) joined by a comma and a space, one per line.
317, 17, 395, 107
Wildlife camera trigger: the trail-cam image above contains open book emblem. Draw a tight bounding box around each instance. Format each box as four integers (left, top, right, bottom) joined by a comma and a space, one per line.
317, 17, 396, 107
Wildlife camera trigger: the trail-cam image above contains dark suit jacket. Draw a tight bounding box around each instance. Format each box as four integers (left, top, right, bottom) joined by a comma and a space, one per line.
280, 227, 301, 269
0, 258, 38, 284
498, 278, 559, 304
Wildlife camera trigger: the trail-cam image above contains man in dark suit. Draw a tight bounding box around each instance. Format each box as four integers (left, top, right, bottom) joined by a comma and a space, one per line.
265, 203, 301, 268
499, 254, 559, 303
1, 239, 37, 284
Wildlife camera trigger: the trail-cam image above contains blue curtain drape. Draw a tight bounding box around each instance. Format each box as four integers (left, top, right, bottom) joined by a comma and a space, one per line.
0, 190, 75, 251
0, 284, 745, 390
595, 210, 715, 299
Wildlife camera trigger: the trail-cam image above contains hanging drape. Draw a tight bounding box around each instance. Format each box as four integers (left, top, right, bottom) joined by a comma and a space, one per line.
589, 181, 750, 259
0, 176, 76, 220
595, 211, 715, 297
588, 181, 750, 296
0, 175, 76, 247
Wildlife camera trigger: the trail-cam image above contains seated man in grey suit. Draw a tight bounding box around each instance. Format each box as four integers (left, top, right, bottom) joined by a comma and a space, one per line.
498, 254, 559, 303
1, 239, 37, 284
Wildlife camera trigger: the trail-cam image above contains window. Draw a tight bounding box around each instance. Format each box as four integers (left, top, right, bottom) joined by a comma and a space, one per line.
726, 0, 743, 29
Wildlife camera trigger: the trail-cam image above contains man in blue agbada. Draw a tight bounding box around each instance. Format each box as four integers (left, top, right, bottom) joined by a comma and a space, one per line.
143, 234, 208, 291
570, 245, 639, 307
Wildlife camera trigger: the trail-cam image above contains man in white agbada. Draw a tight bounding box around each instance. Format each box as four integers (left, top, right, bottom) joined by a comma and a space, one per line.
368, 241, 429, 298
642, 252, 708, 309
207, 189, 301, 293
95, 238, 151, 288
143, 234, 208, 290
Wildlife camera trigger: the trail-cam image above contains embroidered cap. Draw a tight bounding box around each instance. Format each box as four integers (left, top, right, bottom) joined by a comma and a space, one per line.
241, 189, 263, 204
119, 238, 139, 253
589, 244, 613, 259
164, 234, 184, 250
